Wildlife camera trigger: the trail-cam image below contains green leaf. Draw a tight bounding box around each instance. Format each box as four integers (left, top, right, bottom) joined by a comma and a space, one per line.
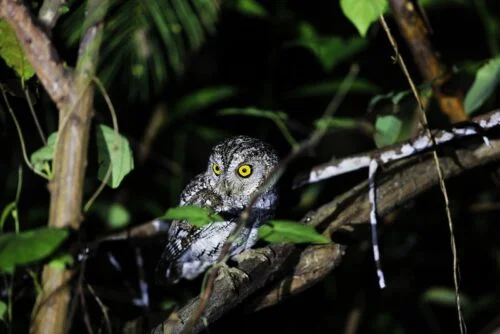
174, 86, 239, 115
218, 107, 287, 120
367, 84, 435, 111
235, 0, 268, 17
374, 115, 403, 147
0, 228, 69, 271
287, 78, 380, 99
340, 0, 388, 37
49, 253, 74, 270
30, 132, 58, 176
59, 4, 70, 15
96, 124, 134, 189
0, 300, 6, 321
421, 287, 471, 306
162, 206, 224, 227
258, 220, 330, 244
289, 23, 367, 71
464, 57, 500, 114
0, 20, 35, 80
107, 203, 131, 229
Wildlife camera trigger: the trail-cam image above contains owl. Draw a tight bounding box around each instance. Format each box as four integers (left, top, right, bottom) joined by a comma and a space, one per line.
155, 135, 279, 284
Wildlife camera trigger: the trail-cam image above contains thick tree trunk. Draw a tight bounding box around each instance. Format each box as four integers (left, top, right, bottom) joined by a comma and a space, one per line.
0, 0, 108, 333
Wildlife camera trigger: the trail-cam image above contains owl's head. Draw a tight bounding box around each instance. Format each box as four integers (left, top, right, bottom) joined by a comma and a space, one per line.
205, 136, 279, 205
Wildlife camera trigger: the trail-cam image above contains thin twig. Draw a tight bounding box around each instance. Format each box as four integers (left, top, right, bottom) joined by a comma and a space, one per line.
26, 269, 42, 295
87, 284, 112, 334
378, 13, 466, 334
83, 76, 120, 213
79, 284, 95, 334
274, 116, 298, 150
0, 84, 48, 179
67, 261, 87, 333
24, 87, 47, 144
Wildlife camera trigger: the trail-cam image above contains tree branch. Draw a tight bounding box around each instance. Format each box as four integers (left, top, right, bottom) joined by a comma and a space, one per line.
246, 243, 346, 312
0, 0, 74, 112
294, 109, 500, 187
150, 121, 500, 333
389, 0, 467, 122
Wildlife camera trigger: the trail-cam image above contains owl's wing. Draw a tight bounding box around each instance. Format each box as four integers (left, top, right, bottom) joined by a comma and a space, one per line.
155, 174, 228, 284
156, 218, 251, 284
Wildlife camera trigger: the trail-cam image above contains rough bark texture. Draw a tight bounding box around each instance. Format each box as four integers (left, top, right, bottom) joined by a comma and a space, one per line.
0, 0, 107, 333
143, 112, 500, 333
246, 243, 346, 312
0, 0, 74, 111
390, 0, 467, 122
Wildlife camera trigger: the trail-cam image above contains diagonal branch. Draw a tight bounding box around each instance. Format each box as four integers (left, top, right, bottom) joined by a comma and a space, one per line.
389, 0, 467, 122
0, 0, 74, 112
294, 109, 500, 187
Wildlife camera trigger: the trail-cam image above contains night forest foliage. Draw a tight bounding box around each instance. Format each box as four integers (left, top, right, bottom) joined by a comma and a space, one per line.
1, 0, 500, 333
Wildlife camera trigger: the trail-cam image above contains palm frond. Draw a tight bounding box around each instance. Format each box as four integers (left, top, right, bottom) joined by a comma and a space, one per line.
61, 0, 221, 100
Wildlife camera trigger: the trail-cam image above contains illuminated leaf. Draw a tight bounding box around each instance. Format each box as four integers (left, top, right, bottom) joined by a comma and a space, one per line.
0, 20, 35, 80
374, 115, 403, 147
288, 22, 366, 71
340, 0, 388, 37
0, 228, 69, 271
162, 206, 224, 227
258, 220, 330, 244
235, 0, 268, 17
96, 125, 134, 189
464, 57, 500, 114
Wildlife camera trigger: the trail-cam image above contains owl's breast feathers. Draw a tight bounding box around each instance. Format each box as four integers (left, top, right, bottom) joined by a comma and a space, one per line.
155, 190, 276, 285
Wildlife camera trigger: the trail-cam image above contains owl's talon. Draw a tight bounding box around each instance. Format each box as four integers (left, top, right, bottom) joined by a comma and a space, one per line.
215, 263, 250, 293
232, 247, 273, 265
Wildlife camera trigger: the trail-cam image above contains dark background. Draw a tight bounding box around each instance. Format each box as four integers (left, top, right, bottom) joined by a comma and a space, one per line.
1, 0, 500, 333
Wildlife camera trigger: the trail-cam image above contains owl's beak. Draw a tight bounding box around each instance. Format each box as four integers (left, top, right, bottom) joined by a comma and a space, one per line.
221, 181, 232, 196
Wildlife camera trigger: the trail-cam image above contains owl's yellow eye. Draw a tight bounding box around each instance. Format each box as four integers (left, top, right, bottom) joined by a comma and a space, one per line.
213, 163, 221, 175
237, 164, 252, 178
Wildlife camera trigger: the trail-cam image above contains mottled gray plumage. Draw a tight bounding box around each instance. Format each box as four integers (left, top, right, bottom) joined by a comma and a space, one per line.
156, 136, 279, 284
